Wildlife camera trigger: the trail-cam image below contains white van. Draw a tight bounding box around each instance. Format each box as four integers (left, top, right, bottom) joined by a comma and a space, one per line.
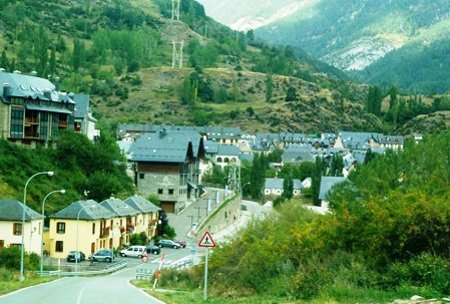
120, 245, 146, 258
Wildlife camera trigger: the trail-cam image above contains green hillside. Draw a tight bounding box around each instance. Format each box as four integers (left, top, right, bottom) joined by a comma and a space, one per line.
0, 0, 383, 134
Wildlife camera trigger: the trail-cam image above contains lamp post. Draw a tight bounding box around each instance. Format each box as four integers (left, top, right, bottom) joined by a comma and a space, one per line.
40, 189, 65, 274
20, 171, 54, 282
76, 203, 96, 272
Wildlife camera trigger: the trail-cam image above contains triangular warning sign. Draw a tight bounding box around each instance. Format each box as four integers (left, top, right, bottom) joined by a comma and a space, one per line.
198, 231, 216, 248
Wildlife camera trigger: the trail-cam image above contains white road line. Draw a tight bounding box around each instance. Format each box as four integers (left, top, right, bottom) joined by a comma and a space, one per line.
76, 282, 90, 304
126, 280, 166, 304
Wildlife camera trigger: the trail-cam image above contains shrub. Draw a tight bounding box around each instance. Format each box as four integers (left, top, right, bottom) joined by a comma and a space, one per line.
388, 253, 450, 293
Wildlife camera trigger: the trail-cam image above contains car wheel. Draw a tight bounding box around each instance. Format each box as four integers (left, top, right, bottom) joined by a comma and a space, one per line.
106, 257, 111, 263
120, 253, 126, 257
138, 254, 142, 258
173, 245, 177, 249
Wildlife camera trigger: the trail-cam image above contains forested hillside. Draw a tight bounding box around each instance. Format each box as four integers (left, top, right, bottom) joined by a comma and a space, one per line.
0, 132, 134, 214
0, 0, 389, 134
157, 130, 450, 302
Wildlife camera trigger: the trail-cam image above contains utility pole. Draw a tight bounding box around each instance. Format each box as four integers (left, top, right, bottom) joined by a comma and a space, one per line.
171, 40, 184, 68
171, 0, 180, 21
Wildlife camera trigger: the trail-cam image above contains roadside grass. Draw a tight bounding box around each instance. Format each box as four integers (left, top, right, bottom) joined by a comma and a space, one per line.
133, 280, 444, 304
0, 271, 55, 296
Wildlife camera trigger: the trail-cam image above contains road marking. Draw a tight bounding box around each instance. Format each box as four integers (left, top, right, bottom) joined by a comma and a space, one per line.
76, 283, 90, 304
127, 280, 166, 304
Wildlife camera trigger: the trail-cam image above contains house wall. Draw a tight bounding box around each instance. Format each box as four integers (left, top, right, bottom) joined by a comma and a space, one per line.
0, 220, 42, 254
0, 102, 10, 138
48, 218, 104, 259
137, 172, 188, 203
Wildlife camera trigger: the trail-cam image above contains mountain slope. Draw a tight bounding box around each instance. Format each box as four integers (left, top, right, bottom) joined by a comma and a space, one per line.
255, 0, 450, 93
196, 0, 310, 31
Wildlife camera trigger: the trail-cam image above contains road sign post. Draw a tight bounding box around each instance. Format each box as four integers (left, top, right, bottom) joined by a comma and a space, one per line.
198, 231, 215, 301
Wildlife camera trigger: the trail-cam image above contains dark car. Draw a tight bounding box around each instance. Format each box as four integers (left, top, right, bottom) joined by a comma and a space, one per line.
146, 245, 161, 255
175, 240, 186, 248
157, 239, 182, 249
89, 249, 114, 263
67, 251, 85, 263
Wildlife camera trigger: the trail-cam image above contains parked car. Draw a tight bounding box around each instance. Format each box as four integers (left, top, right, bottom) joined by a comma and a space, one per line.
175, 240, 186, 248
120, 245, 146, 258
157, 239, 182, 249
146, 245, 161, 255
89, 249, 114, 262
67, 251, 85, 263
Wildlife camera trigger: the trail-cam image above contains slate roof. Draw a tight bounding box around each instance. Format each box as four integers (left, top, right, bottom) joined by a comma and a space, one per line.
203, 126, 241, 139
318, 176, 348, 200
264, 178, 303, 190
0, 71, 75, 105
49, 200, 115, 220
129, 131, 194, 163
0, 200, 42, 221
99, 198, 140, 217
217, 144, 241, 157
204, 140, 219, 154
123, 195, 160, 213
338, 131, 381, 150
73, 94, 90, 119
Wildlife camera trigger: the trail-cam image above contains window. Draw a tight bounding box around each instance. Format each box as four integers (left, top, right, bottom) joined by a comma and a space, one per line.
13, 223, 22, 235
158, 189, 163, 195
56, 222, 66, 234
139, 173, 145, 179
92, 223, 96, 234
40, 112, 48, 140
0, 240, 4, 248
55, 241, 63, 252
168, 189, 174, 195
10, 108, 24, 138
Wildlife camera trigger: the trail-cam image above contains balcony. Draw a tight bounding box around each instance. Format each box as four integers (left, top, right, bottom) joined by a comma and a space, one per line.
100, 227, 110, 238
126, 224, 135, 233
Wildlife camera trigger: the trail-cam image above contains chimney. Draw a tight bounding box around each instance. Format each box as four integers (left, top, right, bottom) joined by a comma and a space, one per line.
158, 128, 167, 138
54, 76, 60, 91
3, 83, 11, 98
43, 88, 51, 100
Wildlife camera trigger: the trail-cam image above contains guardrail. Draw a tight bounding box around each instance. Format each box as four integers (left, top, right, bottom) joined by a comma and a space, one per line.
38, 261, 127, 277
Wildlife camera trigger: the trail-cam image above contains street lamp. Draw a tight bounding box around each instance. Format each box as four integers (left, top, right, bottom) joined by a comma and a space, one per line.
40, 189, 65, 274
20, 171, 54, 282
76, 203, 96, 272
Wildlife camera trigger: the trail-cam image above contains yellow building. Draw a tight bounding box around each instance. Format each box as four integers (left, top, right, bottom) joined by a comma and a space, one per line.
123, 195, 160, 240
0, 200, 43, 254
48, 200, 116, 259
46, 197, 161, 259
98, 197, 141, 248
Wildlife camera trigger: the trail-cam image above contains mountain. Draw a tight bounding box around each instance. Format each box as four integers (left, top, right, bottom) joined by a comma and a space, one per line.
254, 0, 450, 94
196, 0, 310, 31
0, 0, 447, 135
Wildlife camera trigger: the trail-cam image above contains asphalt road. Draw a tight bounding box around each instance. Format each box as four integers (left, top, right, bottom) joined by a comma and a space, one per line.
0, 247, 197, 304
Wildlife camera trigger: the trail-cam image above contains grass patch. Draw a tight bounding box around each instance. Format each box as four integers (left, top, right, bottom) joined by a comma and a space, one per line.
0, 272, 56, 296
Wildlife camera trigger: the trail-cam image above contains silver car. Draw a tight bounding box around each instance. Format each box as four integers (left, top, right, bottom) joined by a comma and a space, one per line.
89, 249, 114, 263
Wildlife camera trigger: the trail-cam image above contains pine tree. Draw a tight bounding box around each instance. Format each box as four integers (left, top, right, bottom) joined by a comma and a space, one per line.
282, 176, 294, 200
1, 50, 9, 70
